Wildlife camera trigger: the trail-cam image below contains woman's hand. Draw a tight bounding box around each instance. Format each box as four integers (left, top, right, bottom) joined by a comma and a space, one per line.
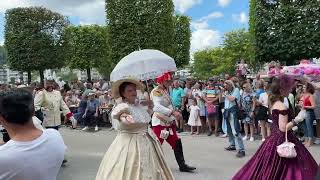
120, 113, 134, 124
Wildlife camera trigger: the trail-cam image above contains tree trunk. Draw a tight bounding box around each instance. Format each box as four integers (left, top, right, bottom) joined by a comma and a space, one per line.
19, 71, 24, 84
39, 70, 44, 85
27, 71, 31, 85
86, 68, 91, 83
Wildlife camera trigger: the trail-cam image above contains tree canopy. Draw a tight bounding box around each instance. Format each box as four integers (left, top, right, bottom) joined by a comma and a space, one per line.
251, 0, 320, 64
193, 29, 255, 79
173, 15, 191, 68
65, 25, 108, 81
106, 0, 175, 69
0, 45, 6, 65
4, 7, 69, 83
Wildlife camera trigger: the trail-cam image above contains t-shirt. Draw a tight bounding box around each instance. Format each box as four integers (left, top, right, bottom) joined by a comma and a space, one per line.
255, 89, 265, 99
225, 88, 240, 109
258, 92, 269, 108
0, 129, 66, 180
184, 87, 193, 106
87, 99, 99, 112
203, 87, 219, 98
171, 87, 185, 108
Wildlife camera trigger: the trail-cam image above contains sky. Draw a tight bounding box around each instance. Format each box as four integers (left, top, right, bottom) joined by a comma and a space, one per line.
0, 0, 249, 53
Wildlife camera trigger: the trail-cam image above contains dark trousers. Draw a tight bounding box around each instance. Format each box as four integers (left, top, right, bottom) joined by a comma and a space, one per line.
84, 111, 98, 127
46, 126, 60, 130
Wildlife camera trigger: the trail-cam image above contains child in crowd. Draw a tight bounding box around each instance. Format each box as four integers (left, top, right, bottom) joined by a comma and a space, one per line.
82, 92, 100, 132
187, 100, 202, 135
241, 83, 256, 141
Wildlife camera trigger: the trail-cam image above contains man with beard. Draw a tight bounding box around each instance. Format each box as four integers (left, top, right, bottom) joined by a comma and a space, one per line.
150, 72, 196, 172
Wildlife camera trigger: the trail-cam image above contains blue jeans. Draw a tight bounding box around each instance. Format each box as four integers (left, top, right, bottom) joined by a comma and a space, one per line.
225, 106, 245, 151
304, 110, 315, 138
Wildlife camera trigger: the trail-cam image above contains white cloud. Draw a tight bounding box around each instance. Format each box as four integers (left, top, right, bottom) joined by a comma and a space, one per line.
232, 12, 248, 24
191, 11, 223, 31
173, 0, 202, 13
191, 29, 221, 53
191, 21, 209, 30
198, 12, 223, 22
0, 40, 4, 46
190, 12, 223, 54
0, 0, 105, 25
218, 0, 231, 7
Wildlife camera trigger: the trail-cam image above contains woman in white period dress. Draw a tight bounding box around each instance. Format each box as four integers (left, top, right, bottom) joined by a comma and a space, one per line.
95, 78, 174, 180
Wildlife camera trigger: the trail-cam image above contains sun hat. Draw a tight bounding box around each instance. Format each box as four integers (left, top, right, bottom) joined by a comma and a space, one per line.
111, 78, 145, 98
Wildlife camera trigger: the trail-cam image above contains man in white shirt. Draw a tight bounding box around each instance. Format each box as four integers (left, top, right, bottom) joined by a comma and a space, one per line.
0, 89, 66, 180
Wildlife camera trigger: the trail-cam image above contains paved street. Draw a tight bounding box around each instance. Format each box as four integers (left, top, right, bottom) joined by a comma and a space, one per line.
57, 127, 320, 180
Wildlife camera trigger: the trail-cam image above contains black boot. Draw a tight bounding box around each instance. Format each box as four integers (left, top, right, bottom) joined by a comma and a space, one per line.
174, 139, 196, 172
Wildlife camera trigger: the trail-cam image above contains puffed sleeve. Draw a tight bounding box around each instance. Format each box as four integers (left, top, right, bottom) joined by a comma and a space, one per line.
151, 91, 172, 116
34, 91, 44, 111
111, 103, 130, 121
59, 91, 71, 116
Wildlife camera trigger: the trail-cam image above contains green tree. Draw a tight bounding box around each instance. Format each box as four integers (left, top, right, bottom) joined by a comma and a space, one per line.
173, 15, 191, 68
193, 48, 233, 80
193, 29, 256, 79
223, 29, 257, 72
4, 7, 69, 84
252, 0, 320, 64
106, 0, 175, 71
66, 25, 108, 82
0, 45, 6, 66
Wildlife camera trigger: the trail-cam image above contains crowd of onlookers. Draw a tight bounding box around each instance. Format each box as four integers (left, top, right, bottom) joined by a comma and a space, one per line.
2, 72, 320, 147
171, 73, 320, 147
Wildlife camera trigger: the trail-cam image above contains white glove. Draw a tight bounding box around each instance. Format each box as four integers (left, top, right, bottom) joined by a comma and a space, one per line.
69, 116, 77, 126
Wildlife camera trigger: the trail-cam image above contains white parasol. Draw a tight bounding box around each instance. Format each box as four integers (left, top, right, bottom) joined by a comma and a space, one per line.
110, 49, 177, 82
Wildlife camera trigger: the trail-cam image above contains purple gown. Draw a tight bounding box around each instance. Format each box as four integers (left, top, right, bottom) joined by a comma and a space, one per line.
233, 109, 318, 180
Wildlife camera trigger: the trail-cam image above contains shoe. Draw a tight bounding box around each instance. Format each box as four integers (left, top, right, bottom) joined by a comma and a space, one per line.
242, 136, 248, 141
220, 134, 228, 138
179, 164, 196, 172
249, 137, 254, 142
236, 151, 245, 158
94, 126, 99, 131
214, 132, 219, 137
82, 126, 89, 131
225, 145, 236, 151
262, 138, 266, 142
314, 138, 320, 145
207, 131, 213, 136
61, 159, 68, 166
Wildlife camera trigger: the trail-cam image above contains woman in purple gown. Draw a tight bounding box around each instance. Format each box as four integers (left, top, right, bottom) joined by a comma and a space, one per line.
233, 75, 318, 180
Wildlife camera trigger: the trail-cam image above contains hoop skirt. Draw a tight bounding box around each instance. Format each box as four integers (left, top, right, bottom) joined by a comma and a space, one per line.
95, 103, 174, 180
233, 109, 318, 180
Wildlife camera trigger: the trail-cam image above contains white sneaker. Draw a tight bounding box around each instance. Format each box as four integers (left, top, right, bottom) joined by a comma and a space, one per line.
242, 136, 249, 141
82, 126, 89, 131
94, 126, 99, 132
220, 133, 228, 138
314, 138, 320, 145
250, 137, 254, 142
262, 138, 266, 142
